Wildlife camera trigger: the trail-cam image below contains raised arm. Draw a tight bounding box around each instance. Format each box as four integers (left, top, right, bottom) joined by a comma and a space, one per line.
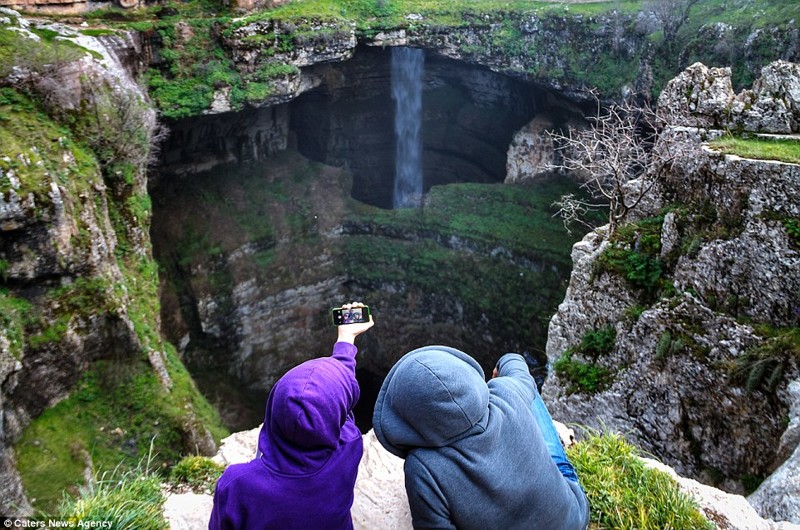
332, 301, 374, 372
492, 353, 537, 403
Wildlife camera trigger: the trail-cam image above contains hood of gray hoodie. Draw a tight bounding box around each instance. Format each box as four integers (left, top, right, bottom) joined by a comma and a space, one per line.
372, 345, 490, 458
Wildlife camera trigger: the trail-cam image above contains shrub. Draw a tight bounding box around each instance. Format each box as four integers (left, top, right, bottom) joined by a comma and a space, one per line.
554, 326, 616, 394
578, 325, 616, 357
567, 431, 713, 530
554, 351, 613, 394
785, 218, 800, 248
730, 327, 800, 393
169, 456, 225, 491
595, 215, 666, 300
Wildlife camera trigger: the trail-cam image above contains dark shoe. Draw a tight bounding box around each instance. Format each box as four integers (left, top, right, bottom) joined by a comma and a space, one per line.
522, 350, 549, 394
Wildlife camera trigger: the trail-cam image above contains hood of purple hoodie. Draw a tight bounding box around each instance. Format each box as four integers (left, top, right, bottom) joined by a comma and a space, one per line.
258, 356, 360, 475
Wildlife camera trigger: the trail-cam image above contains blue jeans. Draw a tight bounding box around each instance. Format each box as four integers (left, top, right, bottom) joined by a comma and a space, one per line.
532, 394, 580, 483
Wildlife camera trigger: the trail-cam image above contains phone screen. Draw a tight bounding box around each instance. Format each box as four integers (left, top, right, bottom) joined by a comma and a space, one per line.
332, 307, 370, 325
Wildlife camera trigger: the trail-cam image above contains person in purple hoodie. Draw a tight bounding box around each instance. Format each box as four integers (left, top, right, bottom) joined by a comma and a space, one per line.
209, 302, 374, 530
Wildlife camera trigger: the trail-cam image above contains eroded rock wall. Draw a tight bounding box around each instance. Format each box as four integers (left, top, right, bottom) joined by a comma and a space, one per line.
0, 12, 218, 515
544, 61, 800, 518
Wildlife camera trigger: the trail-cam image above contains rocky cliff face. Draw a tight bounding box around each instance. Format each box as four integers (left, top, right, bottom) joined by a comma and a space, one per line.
544, 61, 800, 521
0, 11, 221, 515
155, 44, 586, 208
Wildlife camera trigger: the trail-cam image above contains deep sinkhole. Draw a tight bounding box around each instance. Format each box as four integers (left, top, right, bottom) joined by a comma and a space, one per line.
150, 46, 589, 433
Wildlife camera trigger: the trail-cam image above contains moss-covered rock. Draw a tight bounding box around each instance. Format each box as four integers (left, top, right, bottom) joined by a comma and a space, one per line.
0, 17, 227, 517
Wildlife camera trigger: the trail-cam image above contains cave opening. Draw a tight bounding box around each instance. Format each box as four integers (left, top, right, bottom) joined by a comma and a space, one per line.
150, 45, 589, 434
288, 45, 563, 209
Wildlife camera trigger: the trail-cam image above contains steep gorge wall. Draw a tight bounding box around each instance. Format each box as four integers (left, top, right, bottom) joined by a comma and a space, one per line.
0, 11, 222, 515
155, 45, 587, 206
544, 62, 800, 519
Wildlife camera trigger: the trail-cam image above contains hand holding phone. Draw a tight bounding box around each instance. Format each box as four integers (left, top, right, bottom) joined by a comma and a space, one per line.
332, 305, 371, 326
333, 302, 374, 344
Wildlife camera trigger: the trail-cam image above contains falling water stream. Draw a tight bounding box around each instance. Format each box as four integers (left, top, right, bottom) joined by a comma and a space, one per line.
391, 47, 425, 209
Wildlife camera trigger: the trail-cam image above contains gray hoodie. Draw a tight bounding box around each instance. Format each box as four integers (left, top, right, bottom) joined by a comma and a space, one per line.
373, 345, 590, 530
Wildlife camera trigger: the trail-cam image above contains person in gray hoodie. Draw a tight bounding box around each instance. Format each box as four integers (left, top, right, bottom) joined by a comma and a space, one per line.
372, 345, 590, 530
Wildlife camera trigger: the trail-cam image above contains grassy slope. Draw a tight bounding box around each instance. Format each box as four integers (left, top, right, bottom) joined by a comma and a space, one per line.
709, 136, 800, 165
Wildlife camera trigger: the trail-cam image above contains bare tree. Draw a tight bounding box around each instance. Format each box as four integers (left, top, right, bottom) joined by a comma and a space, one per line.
549, 97, 686, 235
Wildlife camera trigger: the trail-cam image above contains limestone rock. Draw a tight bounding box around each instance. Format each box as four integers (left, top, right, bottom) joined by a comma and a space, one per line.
749, 381, 800, 524
738, 61, 800, 133
667, 153, 800, 327
505, 116, 558, 184
545, 227, 636, 359
210, 425, 259, 467
749, 442, 800, 525
162, 491, 214, 530
351, 430, 412, 530
658, 60, 800, 133
657, 62, 736, 128
774, 381, 800, 470
645, 458, 800, 530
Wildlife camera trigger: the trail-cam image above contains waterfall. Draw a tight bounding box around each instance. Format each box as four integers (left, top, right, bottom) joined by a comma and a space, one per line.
391, 47, 424, 209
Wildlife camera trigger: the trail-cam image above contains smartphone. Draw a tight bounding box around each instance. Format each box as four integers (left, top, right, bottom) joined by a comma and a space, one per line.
331, 306, 371, 326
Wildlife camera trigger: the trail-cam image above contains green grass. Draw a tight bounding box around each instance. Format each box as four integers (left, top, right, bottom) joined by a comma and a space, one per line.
351, 179, 587, 265
568, 431, 713, 530
0, 290, 34, 360
709, 136, 800, 165
56, 453, 167, 529
168, 456, 225, 491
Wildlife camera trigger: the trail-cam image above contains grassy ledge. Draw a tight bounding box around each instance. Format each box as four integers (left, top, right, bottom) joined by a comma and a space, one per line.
708, 135, 800, 165
568, 431, 714, 530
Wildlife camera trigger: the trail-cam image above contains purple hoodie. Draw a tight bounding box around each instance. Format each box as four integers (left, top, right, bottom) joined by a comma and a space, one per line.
209, 342, 363, 530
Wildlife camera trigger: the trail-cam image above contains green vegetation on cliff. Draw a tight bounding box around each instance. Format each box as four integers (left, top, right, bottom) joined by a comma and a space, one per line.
0, 38, 226, 514
74, 0, 800, 118
344, 178, 589, 359
554, 325, 617, 394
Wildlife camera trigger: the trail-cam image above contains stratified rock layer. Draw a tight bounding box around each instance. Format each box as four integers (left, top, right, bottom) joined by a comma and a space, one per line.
545, 60, 800, 521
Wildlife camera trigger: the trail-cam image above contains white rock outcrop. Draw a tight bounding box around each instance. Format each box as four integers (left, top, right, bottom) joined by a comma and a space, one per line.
749, 382, 800, 524
165, 425, 799, 529
657, 60, 800, 134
